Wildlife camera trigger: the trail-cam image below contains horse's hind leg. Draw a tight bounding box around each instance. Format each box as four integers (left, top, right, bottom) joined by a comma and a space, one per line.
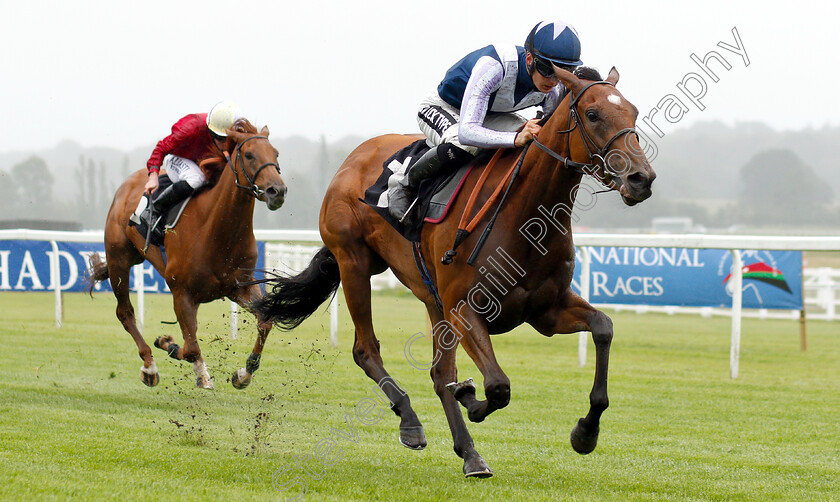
229, 283, 273, 389
427, 307, 492, 478
154, 290, 214, 389
107, 248, 159, 387
334, 245, 426, 450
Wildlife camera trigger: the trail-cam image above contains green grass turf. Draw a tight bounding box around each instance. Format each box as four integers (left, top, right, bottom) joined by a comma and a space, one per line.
1, 291, 838, 501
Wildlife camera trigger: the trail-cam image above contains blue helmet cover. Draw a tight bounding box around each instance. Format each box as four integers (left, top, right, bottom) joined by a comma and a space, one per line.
528, 21, 583, 66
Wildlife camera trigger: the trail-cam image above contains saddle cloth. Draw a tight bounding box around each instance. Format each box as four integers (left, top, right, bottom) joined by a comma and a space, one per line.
128, 174, 192, 248
362, 140, 475, 242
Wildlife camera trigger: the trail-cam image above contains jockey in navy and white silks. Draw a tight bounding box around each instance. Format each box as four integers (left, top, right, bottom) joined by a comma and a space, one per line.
424, 44, 562, 152
389, 20, 584, 221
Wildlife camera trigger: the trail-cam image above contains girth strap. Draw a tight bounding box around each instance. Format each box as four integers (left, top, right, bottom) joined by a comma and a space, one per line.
412, 242, 443, 312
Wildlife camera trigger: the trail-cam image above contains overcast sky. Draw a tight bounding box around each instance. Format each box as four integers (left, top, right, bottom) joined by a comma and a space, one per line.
2, 0, 836, 152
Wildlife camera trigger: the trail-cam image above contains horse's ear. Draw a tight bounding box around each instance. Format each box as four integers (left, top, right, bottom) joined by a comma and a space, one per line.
606, 66, 620, 85
554, 67, 583, 95
226, 129, 243, 144
260, 125, 270, 137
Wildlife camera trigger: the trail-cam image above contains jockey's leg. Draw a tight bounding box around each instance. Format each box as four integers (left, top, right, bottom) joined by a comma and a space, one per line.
388, 143, 471, 221
152, 180, 194, 213
387, 96, 467, 221
152, 155, 206, 216
388, 96, 526, 221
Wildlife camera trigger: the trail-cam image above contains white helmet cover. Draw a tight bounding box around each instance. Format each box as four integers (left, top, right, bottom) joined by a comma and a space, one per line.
206, 101, 243, 136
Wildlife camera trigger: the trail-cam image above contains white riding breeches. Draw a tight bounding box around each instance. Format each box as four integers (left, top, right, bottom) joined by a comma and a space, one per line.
162, 155, 207, 189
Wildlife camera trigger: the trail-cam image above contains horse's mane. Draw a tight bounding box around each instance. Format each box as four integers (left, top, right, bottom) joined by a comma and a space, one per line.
573, 66, 603, 81
199, 118, 259, 184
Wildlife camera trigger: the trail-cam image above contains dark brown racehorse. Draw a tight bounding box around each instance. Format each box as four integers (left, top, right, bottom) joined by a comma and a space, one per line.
252, 67, 655, 477
88, 119, 287, 389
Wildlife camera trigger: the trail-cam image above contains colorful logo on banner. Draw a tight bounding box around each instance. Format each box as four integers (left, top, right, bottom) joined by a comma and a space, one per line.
0, 240, 265, 293
571, 247, 803, 310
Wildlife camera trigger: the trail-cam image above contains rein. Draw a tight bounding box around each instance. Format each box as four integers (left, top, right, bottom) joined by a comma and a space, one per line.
224, 135, 281, 198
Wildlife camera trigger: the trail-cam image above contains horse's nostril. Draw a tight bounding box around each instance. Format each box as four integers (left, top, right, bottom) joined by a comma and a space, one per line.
627, 173, 647, 188
267, 185, 286, 198
265, 185, 287, 203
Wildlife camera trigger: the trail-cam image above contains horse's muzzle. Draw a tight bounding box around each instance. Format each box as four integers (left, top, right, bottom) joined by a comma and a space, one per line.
264, 184, 287, 210
619, 170, 655, 206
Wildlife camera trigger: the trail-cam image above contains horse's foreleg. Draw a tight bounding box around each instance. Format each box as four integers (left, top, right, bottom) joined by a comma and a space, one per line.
154, 290, 213, 389
337, 251, 426, 450
230, 284, 272, 390
549, 293, 612, 455
445, 309, 510, 423
427, 308, 492, 478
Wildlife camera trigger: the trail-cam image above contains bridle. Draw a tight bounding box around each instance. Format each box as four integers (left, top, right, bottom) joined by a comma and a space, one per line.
532, 80, 637, 190
440, 80, 638, 266
225, 135, 281, 198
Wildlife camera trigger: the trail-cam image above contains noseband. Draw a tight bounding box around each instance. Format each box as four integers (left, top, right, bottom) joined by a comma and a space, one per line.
225, 135, 281, 198
532, 80, 637, 189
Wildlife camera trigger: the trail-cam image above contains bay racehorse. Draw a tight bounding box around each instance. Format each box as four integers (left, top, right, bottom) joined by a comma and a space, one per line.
88, 119, 287, 389
251, 67, 655, 476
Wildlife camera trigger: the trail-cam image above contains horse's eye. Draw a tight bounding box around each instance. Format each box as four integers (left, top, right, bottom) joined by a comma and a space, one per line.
245, 152, 255, 160
586, 110, 599, 122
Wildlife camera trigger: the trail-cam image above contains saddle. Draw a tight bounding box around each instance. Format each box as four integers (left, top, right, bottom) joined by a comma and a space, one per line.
364, 139, 527, 309
128, 174, 193, 249
362, 140, 478, 242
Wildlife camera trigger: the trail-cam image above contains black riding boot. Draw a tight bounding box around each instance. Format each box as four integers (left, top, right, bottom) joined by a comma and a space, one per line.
388, 144, 471, 221
151, 180, 195, 217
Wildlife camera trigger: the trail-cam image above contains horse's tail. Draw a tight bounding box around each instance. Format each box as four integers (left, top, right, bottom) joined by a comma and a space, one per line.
85, 253, 110, 297
250, 246, 341, 330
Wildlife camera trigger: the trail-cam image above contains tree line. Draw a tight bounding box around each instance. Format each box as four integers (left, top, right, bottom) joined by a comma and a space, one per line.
1, 122, 837, 232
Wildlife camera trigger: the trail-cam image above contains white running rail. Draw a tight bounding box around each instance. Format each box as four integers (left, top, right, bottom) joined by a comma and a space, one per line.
3, 229, 839, 378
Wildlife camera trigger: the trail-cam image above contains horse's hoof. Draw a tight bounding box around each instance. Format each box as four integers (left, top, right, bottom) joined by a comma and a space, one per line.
231, 368, 252, 390
463, 455, 493, 478
570, 418, 599, 454
466, 408, 487, 424
141, 372, 160, 387
140, 367, 159, 387
195, 377, 215, 390
399, 426, 427, 450
446, 377, 476, 400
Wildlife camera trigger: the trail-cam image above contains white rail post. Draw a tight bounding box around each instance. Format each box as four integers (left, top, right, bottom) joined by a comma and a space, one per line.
134, 263, 145, 334
49, 241, 62, 328
578, 246, 591, 367
825, 270, 837, 320
799, 254, 807, 351
730, 249, 743, 379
